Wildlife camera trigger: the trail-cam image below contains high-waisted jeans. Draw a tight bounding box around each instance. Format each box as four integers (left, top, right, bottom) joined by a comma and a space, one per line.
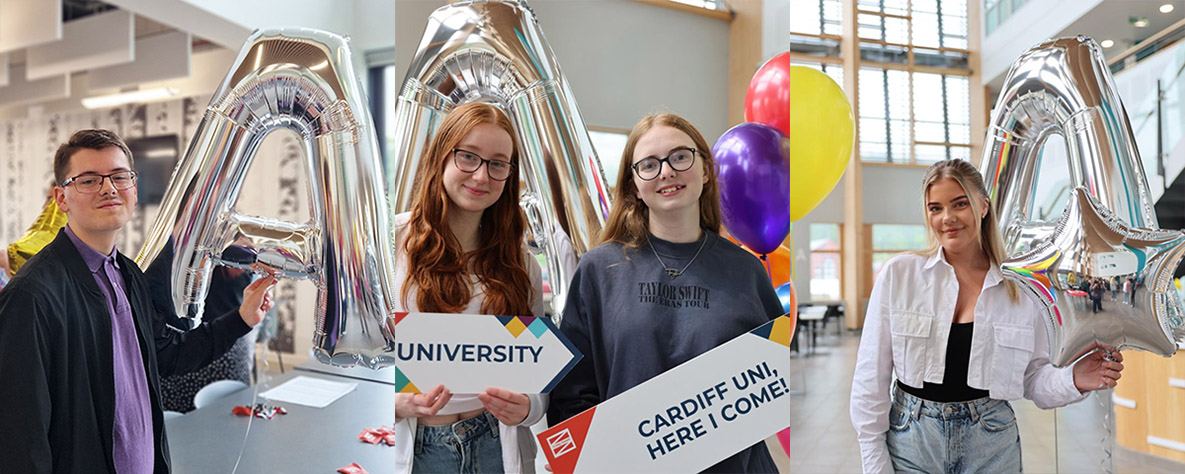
886, 384, 1022, 473
413, 411, 504, 473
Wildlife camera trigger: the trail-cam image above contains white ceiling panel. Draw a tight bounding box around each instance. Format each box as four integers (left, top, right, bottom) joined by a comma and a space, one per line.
106, 0, 251, 49
25, 9, 134, 81
89, 31, 191, 91
0, 64, 69, 107
0, 0, 62, 53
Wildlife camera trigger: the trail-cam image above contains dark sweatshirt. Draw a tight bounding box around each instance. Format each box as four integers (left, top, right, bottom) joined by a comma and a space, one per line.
549, 231, 785, 473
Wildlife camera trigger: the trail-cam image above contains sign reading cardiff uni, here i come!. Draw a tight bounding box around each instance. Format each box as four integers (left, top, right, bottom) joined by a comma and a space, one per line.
538, 315, 794, 473
389, 312, 582, 394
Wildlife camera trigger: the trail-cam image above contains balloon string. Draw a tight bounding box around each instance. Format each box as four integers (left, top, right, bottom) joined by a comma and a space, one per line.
1100, 391, 1113, 474
231, 337, 272, 474
1100, 351, 1116, 474
762, 254, 772, 279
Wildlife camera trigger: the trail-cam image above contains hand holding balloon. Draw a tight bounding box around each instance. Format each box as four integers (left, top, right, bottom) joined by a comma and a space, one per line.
1071, 343, 1125, 392
237, 275, 277, 327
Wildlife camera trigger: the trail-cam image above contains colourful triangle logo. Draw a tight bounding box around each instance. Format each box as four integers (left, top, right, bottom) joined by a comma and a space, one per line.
538, 406, 597, 474
768, 316, 794, 347
394, 366, 420, 394
527, 317, 549, 338
505, 317, 528, 338
390, 312, 410, 327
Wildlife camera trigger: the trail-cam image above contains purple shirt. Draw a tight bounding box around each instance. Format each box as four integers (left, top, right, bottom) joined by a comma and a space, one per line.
65, 226, 154, 473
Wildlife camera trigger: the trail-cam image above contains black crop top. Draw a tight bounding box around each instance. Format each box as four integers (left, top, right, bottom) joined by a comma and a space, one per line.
898, 322, 990, 402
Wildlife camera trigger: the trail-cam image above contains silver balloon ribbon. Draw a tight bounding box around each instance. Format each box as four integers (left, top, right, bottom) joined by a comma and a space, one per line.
391, 0, 610, 315
136, 28, 400, 368
1099, 356, 1115, 474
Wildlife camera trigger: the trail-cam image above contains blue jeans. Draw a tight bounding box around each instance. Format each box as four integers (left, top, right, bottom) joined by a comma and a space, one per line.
886, 385, 1022, 473
413, 411, 504, 474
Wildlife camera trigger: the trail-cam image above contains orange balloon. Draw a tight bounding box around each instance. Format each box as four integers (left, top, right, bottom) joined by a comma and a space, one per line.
723, 231, 793, 288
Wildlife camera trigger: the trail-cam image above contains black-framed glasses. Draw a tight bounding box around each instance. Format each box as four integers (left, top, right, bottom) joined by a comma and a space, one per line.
452, 148, 515, 181
60, 171, 138, 194
631, 147, 697, 181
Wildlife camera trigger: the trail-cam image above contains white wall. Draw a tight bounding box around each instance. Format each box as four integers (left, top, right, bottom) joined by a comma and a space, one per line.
394, 0, 731, 140
981, 0, 1103, 85
764, 0, 788, 61
788, 165, 928, 302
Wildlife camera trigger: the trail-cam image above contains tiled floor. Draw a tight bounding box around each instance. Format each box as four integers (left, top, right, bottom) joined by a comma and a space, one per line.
782, 326, 1185, 474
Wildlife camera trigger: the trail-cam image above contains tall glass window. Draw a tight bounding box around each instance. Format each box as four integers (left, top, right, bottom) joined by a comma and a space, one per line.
790, 0, 972, 165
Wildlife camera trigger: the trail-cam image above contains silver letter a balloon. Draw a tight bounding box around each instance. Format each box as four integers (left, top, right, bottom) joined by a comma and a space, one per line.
136, 28, 400, 368
391, 0, 611, 316
982, 36, 1185, 366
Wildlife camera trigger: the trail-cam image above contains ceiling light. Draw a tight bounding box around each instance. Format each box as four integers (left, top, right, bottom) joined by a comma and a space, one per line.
1101, 39, 1115, 48
1161, 4, 1175, 13
81, 87, 180, 109
1132, 17, 1150, 28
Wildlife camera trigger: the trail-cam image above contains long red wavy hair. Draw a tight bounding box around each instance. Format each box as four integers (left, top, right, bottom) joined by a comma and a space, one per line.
401, 102, 533, 316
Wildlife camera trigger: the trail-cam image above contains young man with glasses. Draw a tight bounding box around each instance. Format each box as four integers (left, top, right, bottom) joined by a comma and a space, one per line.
0, 129, 277, 473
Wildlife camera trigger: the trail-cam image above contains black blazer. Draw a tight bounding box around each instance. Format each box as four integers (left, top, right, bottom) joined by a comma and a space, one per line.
0, 230, 251, 473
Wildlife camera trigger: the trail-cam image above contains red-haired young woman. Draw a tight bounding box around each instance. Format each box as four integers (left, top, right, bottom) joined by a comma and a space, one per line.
391, 102, 545, 474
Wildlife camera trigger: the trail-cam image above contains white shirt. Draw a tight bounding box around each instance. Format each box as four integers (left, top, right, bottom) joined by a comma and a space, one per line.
389, 212, 547, 474
849, 249, 1086, 474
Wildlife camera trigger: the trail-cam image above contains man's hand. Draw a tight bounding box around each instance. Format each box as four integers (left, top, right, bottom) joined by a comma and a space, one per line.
238, 275, 277, 327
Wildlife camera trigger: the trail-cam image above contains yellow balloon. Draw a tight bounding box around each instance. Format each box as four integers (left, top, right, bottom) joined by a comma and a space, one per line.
788, 66, 853, 221
8, 198, 68, 273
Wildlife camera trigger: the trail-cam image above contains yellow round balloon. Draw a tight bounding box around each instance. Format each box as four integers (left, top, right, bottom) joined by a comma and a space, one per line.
788, 66, 854, 221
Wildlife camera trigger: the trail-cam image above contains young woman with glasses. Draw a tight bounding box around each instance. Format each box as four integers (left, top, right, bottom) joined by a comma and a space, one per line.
391, 102, 545, 473
849, 159, 1124, 473
547, 113, 784, 473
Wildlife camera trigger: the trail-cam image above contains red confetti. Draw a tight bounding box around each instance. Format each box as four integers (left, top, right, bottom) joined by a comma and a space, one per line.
357, 427, 397, 447
231, 403, 287, 419
337, 463, 368, 474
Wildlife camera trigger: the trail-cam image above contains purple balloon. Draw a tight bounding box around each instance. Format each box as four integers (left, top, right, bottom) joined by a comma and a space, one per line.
713, 122, 790, 255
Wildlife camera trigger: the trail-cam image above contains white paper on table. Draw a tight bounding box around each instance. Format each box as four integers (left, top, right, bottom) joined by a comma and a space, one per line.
259, 375, 357, 408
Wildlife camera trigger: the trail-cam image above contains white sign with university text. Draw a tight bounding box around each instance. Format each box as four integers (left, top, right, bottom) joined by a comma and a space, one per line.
389, 312, 581, 394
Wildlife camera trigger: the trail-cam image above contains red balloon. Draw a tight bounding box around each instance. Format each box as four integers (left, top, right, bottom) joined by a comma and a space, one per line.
745, 52, 791, 137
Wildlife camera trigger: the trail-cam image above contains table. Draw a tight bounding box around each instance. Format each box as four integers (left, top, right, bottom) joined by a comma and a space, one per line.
295, 360, 397, 386
797, 306, 827, 355
166, 370, 396, 473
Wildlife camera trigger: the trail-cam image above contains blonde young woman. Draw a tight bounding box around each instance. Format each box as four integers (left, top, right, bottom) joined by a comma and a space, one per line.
548, 113, 784, 473
390, 102, 545, 474
849, 159, 1125, 473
